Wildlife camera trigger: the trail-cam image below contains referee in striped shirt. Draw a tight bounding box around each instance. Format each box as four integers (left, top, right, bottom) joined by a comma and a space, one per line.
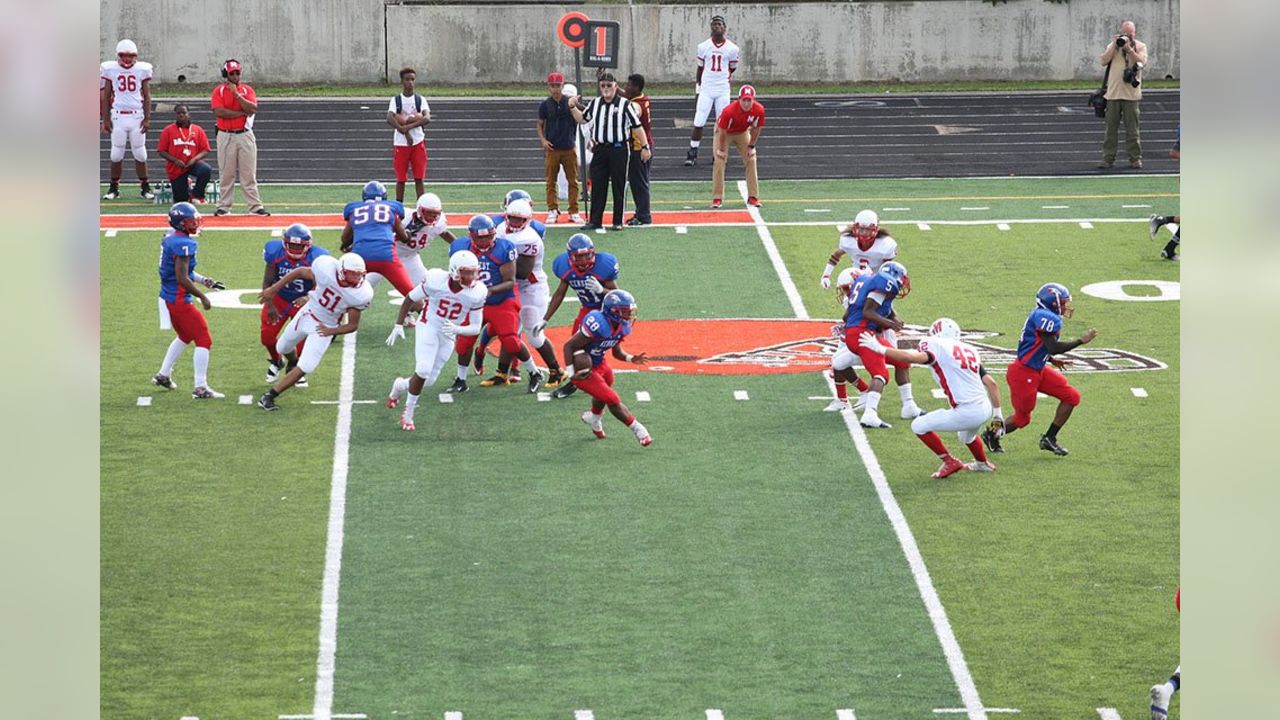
569, 73, 651, 231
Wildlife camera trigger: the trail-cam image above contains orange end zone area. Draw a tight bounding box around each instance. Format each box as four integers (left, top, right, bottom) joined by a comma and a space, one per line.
100, 209, 753, 231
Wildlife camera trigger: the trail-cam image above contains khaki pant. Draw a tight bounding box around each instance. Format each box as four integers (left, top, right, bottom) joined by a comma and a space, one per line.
216, 129, 265, 212
712, 128, 759, 200
544, 148, 579, 214
1102, 99, 1142, 164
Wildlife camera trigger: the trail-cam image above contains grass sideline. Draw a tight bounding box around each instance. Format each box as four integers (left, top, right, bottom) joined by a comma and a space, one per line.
148, 78, 1181, 99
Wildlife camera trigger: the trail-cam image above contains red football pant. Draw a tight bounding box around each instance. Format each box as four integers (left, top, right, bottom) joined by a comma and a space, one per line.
456, 298, 523, 356
260, 294, 303, 359
167, 300, 211, 348
573, 361, 620, 406
393, 141, 427, 182
1007, 360, 1081, 428
844, 323, 907, 382
366, 258, 416, 297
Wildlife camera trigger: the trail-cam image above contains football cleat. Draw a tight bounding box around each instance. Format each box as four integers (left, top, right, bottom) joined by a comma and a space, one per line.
1148, 215, 1164, 240
444, 378, 469, 394
981, 428, 1005, 454
1149, 683, 1172, 719
480, 372, 509, 387
192, 386, 225, 399
1160, 248, 1179, 261
710, 198, 723, 209
860, 411, 892, 429
528, 369, 545, 394
103, 186, 120, 201
399, 414, 416, 432
1039, 434, 1070, 456
582, 411, 606, 439
823, 399, 850, 412
746, 196, 762, 208
265, 359, 283, 383
966, 460, 997, 473
258, 393, 279, 411
545, 368, 566, 388
140, 186, 156, 200
546, 209, 560, 224
684, 148, 698, 166
632, 422, 653, 447
900, 403, 926, 419
151, 373, 177, 390
552, 383, 578, 399
387, 377, 405, 408
932, 456, 967, 479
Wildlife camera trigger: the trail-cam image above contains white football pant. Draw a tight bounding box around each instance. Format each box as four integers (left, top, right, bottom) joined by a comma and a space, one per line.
910, 399, 994, 445
276, 311, 333, 374
110, 111, 147, 162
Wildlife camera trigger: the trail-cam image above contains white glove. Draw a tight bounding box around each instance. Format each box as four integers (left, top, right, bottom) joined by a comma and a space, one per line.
820, 274, 832, 289
385, 324, 405, 346
880, 328, 898, 347
442, 320, 460, 336
858, 332, 887, 355
583, 276, 605, 294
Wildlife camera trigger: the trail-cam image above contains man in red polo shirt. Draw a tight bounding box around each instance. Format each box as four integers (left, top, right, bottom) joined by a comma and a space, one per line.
155, 105, 213, 204
711, 84, 766, 209
210, 59, 270, 216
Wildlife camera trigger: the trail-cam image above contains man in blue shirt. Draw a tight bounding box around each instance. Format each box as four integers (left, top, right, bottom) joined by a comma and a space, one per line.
537, 72, 582, 224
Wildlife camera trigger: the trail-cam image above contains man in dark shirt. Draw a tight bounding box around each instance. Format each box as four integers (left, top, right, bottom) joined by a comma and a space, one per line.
622, 74, 654, 226
537, 72, 582, 224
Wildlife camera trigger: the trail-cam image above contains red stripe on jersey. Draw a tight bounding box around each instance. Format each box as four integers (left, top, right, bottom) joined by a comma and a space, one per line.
931, 364, 957, 408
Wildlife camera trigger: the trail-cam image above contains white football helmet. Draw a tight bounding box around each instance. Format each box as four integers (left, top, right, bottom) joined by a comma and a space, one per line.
449, 250, 481, 286
504, 198, 533, 232
851, 209, 880, 249
338, 253, 367, 287
416, 192, 443, 223
835, 266, 865, 307
929, 317, 961, 339
116, 39, 138, 66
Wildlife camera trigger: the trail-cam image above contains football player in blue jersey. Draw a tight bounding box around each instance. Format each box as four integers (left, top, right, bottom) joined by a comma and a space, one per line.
340, 180, 413, 300
841, 261, 923, 428
982, 283, 1097, 456
540, 234, 620, 398
562, 289, 652, 445
260, 223, 330, 384
154, 201, 226, 399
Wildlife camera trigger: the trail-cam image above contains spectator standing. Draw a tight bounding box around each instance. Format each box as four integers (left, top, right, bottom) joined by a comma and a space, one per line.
155, 105, 213, 204
387, 67, 431, 203
568, 73, 650, 231
211, 59, 270, 216
711, 85, 765, 209
1098, 20, 1148, 169
621, 73, 653, 226
537, 72, 582, 224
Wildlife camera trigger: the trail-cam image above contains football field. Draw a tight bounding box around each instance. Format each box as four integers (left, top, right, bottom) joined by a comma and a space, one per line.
101, 176, 1179, 719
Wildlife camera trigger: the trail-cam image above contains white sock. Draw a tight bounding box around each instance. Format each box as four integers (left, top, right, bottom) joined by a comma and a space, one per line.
629, 418, 648, 436
404, 392, 419, 418
160, 338, 185, 376
456, 362, 469, 381
592, 411, 604, 425
193, 347, 210, 388
391, 377, 409, 400
898, 382, 916, 405
864, 390, 882, 412
690, 140, 701, 149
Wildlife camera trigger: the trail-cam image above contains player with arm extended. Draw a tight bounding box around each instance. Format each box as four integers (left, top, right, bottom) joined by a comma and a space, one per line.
563, 290, 652, 446
154, 202, 225, 398
260, 223, 330, 385
101, 39, 155, 200
842, 261, 919, 429
541, 233, 619, 399
340, 180, 413, 305
385, 252, 488, 431
981, 283, 1098, 456
442, 215, 539, 393
257, 253, 373, 411
685, 15, 740, 167
820, 209, 923, 418
859, 318, 1004, 478
399, 192, 455, 286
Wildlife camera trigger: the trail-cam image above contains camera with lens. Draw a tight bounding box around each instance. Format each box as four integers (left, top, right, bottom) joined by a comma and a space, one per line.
1123, 61, 1143, 88
1115, 35, 1128, 48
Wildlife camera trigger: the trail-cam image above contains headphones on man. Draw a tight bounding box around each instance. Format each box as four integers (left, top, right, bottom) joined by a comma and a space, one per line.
221, 59, 240, 79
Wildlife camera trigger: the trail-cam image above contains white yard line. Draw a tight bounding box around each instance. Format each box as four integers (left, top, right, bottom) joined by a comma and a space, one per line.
738, 180, 809, 320
311, 332, 359, 720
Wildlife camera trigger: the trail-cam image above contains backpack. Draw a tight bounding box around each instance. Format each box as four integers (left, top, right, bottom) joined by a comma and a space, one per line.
394, 94, 423, 115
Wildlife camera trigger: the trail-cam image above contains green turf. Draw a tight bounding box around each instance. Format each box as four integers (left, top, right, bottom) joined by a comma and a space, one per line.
102, 178, 1179, 720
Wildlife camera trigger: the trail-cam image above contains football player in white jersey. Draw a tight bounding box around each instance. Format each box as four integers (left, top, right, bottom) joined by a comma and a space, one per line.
398, 193, 455, 286
385, 252, 488, 431
100, 39, 155, 200
822, 209, 924, 419
495, 199, 566, 388
858, 318, 1006, 478
825, 267, 873, 412
257, 253, 374, 411
685, 15, 741, 166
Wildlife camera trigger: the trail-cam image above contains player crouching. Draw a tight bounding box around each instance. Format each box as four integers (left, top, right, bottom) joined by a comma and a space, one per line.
563, 290, 652, 446
385, 251, 487, 431
257, 253, 374, 411
825, 266, 872, 412
859, 318, 1005, 478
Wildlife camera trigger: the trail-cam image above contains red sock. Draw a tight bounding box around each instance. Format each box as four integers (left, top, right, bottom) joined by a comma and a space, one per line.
966, 439, 988, 463
917, 431, 949, 457
834, 382, 847, 401
854, 376, 870, 392
268, 349, 281, 362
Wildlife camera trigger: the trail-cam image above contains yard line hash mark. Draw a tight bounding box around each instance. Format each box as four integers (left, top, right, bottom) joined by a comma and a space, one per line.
918, 222, 932, 231
239, 395, 253, 405
635, 391, 651, 402
734, 390, 750, 401
838, 709, 857, 720
707, 710, 725, 720
438, 393, 455, 404
574, 711, 595, 720
960, 206, 990, 211
445, 712, 463, 720
136, 396, 152, 406
997, 223, 1010, 231
1096, 709, 1123, 720
1079, 222, 1094, 229
1131, 387, 1149, 397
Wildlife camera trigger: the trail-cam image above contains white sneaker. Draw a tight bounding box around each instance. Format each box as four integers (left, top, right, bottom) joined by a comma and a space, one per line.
296, 375, 309, 388
569, 213, 585, 224
1150, 683, 1172, 719
860, 411, 891, 429
102, 187, 120, 200
192, 386, 225, 399
966, 460, 997, 473
581, 411, 606, 439
387, 377, 407, 408
399, 412, 416, 432
900, 403, 926, 419
852, 395, 867, 411
823, 399, 850, 412
546, 209, 560, 223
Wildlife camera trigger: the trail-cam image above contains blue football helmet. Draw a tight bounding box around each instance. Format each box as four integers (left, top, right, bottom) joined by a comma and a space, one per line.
503, 189, 532, 209
878, 260, 911, 298
362, 180, 388, 201
602, 289, 637, 323
566, 233, 596, 272
467, 214, 497, 252
1035, 282, 1073, 318
282, 223, 313, 260
167, 201, 201, 234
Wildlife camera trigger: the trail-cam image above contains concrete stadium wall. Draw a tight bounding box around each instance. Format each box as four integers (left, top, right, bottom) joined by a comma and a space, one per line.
103, 1, 1179, 85
99, 0, 385, 83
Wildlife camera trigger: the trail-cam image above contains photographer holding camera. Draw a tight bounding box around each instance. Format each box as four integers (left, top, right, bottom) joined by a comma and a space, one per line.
1098, 20, 1149, 169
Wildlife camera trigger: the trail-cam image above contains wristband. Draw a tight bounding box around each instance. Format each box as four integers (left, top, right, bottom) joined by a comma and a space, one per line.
823, 263, 836, 277
573, 349, 586, 356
